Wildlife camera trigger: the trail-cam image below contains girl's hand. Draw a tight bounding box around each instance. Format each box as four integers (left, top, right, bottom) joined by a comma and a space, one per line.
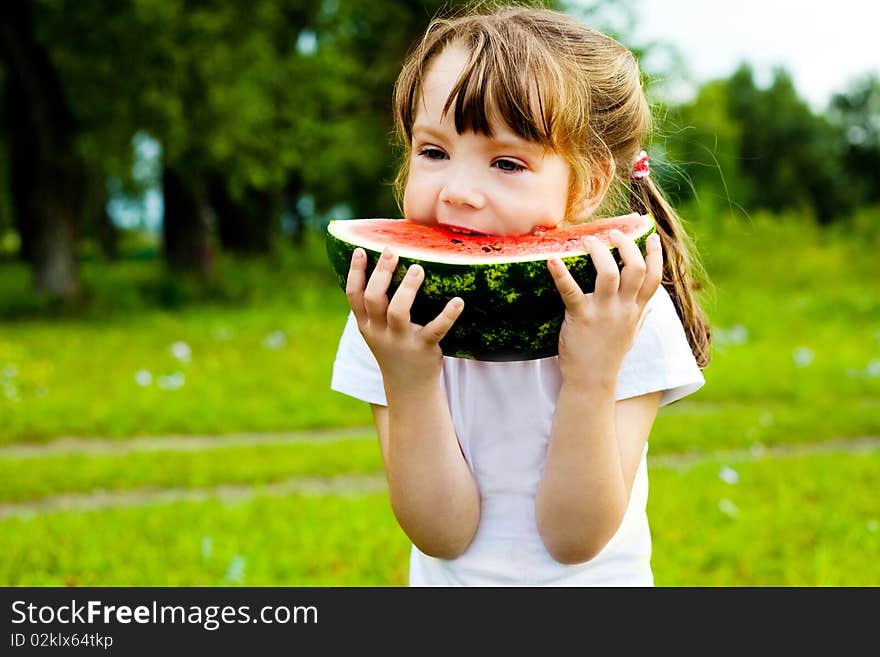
346, 247, 465, 386
548, 231, 663, 389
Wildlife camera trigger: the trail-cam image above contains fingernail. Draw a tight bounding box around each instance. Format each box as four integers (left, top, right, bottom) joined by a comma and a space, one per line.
382, 249, 393, 261
451, 298, 463, 310
353, 249, 364, 261
407, 265, 421, 279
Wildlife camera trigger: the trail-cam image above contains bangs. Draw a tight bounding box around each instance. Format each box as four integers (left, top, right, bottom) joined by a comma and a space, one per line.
432, 31, 561, 148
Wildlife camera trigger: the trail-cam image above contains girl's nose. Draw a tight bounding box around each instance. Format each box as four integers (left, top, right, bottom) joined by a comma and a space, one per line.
438, 172, 485, 210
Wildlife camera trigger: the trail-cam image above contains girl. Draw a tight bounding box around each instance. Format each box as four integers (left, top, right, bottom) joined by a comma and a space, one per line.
331, 4, 711, 586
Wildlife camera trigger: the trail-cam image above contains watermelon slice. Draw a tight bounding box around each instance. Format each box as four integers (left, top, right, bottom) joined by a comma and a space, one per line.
326, 213, 656, 361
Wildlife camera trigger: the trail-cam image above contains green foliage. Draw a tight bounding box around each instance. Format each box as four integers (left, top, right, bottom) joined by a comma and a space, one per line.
661, 64, 857, 223
829, 74, 880, 206
658, 80, 751, 213
2, 0, 877, 285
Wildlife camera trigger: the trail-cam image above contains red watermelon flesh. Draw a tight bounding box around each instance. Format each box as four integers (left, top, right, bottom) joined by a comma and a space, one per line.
335, 213, 650, 264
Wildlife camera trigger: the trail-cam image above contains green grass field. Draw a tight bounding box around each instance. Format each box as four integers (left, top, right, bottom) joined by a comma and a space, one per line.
1, 208, 878, 585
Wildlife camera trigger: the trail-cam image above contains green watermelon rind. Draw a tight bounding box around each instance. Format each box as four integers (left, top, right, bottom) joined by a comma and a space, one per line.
326, 215, 656, 361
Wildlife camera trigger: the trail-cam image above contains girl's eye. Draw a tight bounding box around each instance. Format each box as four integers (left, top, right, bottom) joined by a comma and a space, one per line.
418, 147, 447, 161
493, 158, 525, 173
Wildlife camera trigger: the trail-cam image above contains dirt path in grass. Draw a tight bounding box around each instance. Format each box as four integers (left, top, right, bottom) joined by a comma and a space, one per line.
0, 473, 389, 519
0, 427, 378, 459
2, 430, 877, 461
0, 435, 877, 520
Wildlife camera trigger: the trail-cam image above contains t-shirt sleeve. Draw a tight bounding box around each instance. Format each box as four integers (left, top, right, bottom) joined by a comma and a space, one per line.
330, 311, 388, 406
616, 286, 706, 406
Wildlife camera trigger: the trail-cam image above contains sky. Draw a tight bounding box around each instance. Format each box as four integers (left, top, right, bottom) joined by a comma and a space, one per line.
623, 0, 880, 111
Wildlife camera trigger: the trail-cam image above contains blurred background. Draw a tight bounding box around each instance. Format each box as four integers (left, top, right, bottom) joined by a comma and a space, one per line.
0, 0, 877, 586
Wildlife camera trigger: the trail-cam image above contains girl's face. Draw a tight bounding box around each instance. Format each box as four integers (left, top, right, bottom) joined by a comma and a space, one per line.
403, 44, 572, 236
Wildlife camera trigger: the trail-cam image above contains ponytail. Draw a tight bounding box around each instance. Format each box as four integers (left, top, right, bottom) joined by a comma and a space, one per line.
630, 177, 712, 368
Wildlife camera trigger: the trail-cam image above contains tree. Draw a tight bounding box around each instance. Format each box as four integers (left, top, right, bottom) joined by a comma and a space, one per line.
829, 74, 880, 207
661, 80, 752, 213
0, 1, 85, 298
725, 64, 846, 223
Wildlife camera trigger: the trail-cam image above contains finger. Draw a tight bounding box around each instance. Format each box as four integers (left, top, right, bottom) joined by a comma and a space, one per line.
547, 258, 585, 312
636, 233, 663, 308
345, 248, 368, 323
420, 297, 465, 345
585, 236, 619, 299
386, 264, 423, 331
363, 247, 398, 325
613, 230, 647, 300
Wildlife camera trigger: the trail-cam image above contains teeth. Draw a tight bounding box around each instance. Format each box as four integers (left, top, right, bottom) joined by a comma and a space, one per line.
445, 225, 487, 236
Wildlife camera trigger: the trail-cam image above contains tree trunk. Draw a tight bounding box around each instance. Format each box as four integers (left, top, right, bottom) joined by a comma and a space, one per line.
161, 166, 214, 277
209, 174, 279, 255
0, 1, 84, 299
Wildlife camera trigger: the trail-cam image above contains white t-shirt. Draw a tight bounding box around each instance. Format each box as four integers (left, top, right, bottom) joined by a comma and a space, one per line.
330, 285, 705, 586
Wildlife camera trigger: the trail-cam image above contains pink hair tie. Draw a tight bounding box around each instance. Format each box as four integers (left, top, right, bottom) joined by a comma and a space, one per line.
631, 150, 650, 181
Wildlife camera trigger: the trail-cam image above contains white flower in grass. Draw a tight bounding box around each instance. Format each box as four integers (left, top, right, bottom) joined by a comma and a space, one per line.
158, 371, 185, 391
224, 555, 247, 584
1, 365, 17, 379
866, 520, 878, 533
135, 370, 153, 387
792, 347, 814, 368
714, 324, 749, 346
3, 381, 19, 402
201, 536, 213, 560
718, 498, 740, 518
171, 341, 192, 363
845, 360, 880, 379
718, 466, 740, 485
263, 330, 287, 350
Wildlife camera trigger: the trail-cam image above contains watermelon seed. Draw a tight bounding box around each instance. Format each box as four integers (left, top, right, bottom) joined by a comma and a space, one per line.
481, 246, 492, 253
451, 239, 463, 244
490, 243, 502, 251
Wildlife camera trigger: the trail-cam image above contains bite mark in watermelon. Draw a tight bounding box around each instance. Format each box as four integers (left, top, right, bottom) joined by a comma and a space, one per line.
326, 213, 656, 361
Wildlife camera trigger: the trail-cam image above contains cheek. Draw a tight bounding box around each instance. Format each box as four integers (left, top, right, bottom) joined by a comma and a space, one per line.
515, 178, 568, 228
542, 165, 572, 225
402, 172, 434, 223
402, 181, 417, 219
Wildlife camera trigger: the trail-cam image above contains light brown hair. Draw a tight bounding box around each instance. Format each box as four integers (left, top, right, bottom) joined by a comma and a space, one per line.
392, 2, 711, 367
